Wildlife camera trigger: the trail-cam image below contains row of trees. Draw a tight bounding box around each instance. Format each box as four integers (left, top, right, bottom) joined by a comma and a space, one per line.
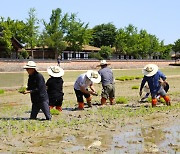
0, 8, 180, 59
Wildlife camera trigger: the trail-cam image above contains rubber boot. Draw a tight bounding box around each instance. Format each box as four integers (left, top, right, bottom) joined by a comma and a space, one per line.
163, 95, 171, 106
86, 96, 92, 107
78, 102, 84, 110
152, 98, 157, 107
49, 106, 54, 110
109, 98, 115, 105
56, 106, 62, 112
101, 97, 107, 105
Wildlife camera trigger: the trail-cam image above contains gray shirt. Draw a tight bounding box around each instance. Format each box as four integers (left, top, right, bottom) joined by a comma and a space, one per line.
98, 67, 114, 86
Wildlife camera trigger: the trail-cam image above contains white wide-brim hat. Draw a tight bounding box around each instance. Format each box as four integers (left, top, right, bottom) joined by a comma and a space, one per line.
23, 61, 36, 69
142, 64, 158, 77
86, 70, 101, 83
47, 66, 64, 77
97, 60, 110, 67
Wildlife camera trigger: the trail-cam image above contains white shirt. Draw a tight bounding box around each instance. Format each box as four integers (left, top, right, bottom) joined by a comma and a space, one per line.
74, 73, 92, 90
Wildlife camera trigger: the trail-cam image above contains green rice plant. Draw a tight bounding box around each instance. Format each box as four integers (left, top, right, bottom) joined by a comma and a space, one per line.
18, 86, 26, 93
0, 89, 5, 94
116, 96, 128, 104
159, 97, 166, 104
147, 97, 152, 103
115, 76, 142, 81
134, 76, 143, 79
50, 109, 60, 115
132, 85, 139, 89
126, 76, 135, 80
115, 77, 126, 81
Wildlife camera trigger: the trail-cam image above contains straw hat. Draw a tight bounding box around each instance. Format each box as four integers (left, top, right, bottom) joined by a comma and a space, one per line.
47, 66, 64, 77
97, 60, 110, 67
142, 64, 158, 77
86, 70, 101, 83
23, 61, 36, 69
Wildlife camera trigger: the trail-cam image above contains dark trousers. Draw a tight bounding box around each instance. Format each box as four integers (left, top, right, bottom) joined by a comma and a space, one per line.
74, 88, 90, 102
49, 97, 63, 107
30, 100, 51, 120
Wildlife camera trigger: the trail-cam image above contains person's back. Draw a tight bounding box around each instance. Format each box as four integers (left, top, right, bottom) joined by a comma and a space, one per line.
97, 60, 115, 105
46, 77, 64, 100
74, 73, 91, 90
98, 67, 114, 86
27, 71, 48, 102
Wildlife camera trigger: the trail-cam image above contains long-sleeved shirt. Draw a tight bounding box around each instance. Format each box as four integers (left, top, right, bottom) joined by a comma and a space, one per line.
27, 71, 48, 103
140, 70, 166, 95
98, 67, 114, 86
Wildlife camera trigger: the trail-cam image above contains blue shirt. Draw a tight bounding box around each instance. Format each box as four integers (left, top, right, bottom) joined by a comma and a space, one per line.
140, 70, 166, 95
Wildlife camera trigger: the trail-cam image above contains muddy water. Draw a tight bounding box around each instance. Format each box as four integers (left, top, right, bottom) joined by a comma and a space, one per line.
108, 123, 180, 153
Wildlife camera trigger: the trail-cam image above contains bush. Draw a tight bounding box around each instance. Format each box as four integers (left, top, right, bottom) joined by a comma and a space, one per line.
116, 96, 128, 104
89, 52, 103, 60
99, 46, 113, 59
18, 49, 29, 59
0, 89, 5, 94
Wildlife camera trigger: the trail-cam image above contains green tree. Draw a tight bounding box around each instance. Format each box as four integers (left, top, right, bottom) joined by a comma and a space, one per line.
25, 8, 39, 58
64, 13, 92, 52
172, 39, 180, 62
0, 17, 13, 57
137, 29, 151, 58
115, 28, 128, 55
115, 24, 139, 58
90, 23, 117, 48
43, 8, 67, 58
159, 44, 172, 59
99, 46, 113, 59
148, 34, 160, 58
124, 24, 138, 57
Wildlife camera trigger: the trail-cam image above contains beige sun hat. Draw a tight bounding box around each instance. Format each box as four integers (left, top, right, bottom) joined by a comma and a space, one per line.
47, 66, 64, 77
86, 70, 101, 83
142, 64, 158, 77
23, 61, 36, 69
97, 60, 110, 67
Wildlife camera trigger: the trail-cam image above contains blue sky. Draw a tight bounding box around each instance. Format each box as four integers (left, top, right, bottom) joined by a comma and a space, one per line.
0, 0, 179, 45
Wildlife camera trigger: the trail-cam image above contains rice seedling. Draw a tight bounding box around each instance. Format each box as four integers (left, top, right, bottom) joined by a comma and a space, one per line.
18, 86, 26, 93
0, 89, 5, 94
50, 109, 61, 115
132, 85, 139, 89
116, 96, 128, 104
